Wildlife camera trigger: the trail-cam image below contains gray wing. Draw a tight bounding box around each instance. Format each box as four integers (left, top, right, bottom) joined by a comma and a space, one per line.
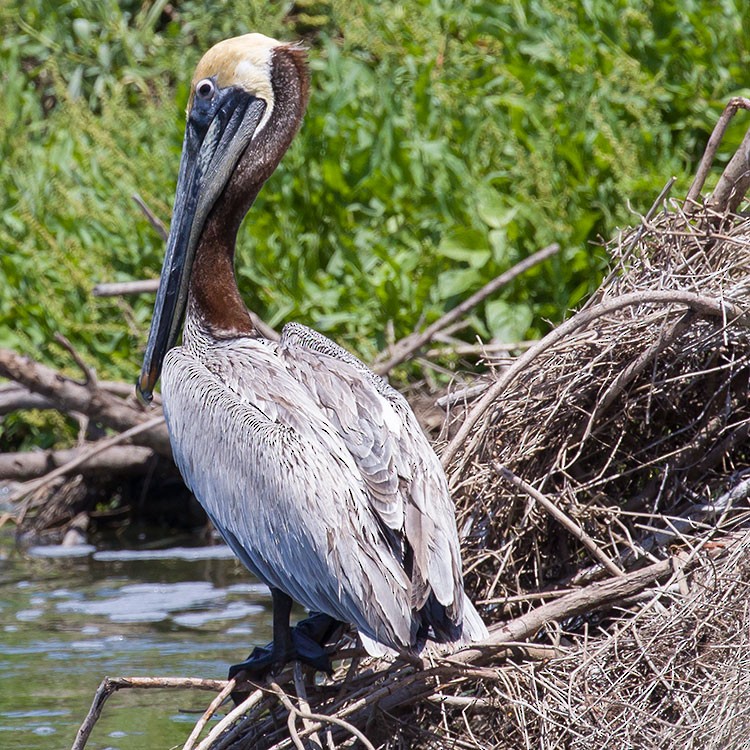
161, 341, 414, 650
279, 322, 463, 617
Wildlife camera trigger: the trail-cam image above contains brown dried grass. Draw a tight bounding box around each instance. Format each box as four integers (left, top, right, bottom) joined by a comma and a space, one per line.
417, 201, 750, 749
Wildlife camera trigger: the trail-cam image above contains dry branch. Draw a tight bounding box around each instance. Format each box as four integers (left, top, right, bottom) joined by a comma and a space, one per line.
182, 679, 239, 750
90, 280, 280, 341
494, 463, 625, 577
132, 191, 169, 240
0, 383, 57, 414
374, 243, 561, 375
430, 187, 750, 747
0, 379, 134, 414
686, 96, 750, 208
72, 676, 226, 750
480, 557, 676, 650
92, 279, 160, 296
7, 416, 165, 505
269, 679, 377, 750
709, 123, 750, 214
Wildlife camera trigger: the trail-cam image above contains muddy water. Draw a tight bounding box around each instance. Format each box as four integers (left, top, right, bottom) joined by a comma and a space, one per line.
0, 529, 282, 750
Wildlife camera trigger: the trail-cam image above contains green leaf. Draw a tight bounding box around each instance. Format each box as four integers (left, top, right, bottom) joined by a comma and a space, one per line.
485, 300, 533, 344
437, 268, 482, 300
72, 18, 92, 42
436, 229, 490, 268
67, 66, 83, 99
489, 229, 509, 264
477, 189, 519, 230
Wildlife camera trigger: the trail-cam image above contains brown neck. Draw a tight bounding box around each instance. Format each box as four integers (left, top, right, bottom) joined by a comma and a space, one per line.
187, 45, 310, 339
188, 199, 256, 338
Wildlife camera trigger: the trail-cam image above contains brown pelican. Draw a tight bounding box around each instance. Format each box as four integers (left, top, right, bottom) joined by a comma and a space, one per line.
138, 33, 487, 675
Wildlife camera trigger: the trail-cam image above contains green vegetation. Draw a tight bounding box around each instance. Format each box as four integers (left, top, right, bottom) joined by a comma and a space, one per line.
1, 0, 748, 387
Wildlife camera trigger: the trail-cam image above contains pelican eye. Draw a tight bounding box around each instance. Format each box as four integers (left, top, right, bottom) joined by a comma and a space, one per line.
195, 78, 216, 100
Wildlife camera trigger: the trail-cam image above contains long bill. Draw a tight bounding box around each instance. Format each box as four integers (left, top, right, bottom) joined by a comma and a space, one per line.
137, 92, 266, 402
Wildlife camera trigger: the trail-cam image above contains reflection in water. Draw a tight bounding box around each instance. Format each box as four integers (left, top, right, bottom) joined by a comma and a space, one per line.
0, 531, 278, 750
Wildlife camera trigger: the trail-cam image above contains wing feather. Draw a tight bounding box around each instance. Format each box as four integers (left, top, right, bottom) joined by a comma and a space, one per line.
279, 323, 463, 613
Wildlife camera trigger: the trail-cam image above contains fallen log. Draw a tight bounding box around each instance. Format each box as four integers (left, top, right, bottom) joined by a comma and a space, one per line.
0, 444, 156, 481
0, 349, 171, 458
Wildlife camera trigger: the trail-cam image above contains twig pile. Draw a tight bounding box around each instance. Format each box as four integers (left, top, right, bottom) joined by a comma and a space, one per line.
406, 532, 750, 750
450, 200, 750, 613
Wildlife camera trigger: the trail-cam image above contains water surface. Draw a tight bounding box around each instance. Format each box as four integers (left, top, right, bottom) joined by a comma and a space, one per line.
0, 529, 278, 750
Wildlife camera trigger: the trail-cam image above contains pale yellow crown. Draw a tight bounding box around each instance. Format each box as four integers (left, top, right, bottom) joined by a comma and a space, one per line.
190, 33, 282, 127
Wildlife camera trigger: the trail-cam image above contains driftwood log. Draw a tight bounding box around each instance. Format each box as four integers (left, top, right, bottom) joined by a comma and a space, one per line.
0, 348, 171, 457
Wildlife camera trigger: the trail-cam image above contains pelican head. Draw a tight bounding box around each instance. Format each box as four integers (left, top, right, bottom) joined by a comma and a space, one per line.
138, 33, 309, 401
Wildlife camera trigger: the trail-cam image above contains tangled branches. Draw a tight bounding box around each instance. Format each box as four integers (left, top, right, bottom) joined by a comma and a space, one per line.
451, 202, 750, 611
426, 200, 750, 746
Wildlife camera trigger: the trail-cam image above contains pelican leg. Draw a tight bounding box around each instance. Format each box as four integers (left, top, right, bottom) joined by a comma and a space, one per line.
271, 586, 294, 658
228, 589, 339, 681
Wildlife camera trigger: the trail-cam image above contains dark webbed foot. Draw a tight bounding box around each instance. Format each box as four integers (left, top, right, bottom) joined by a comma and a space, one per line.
295, 611, 345, 661
228, 612, 343, 680
228, 643, 285, 680
228, 588, 346, 701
